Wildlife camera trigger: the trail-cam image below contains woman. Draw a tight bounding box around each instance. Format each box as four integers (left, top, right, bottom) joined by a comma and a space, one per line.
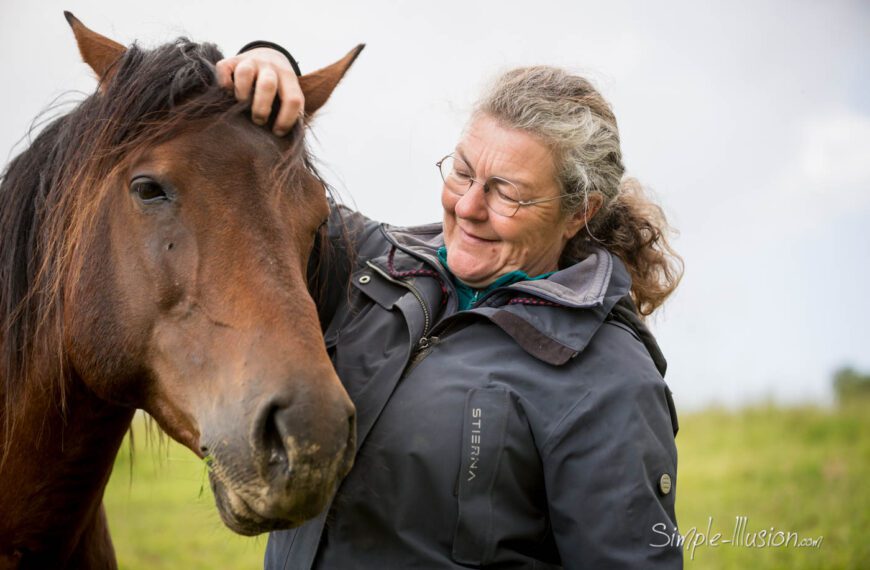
219, 46, 684, 569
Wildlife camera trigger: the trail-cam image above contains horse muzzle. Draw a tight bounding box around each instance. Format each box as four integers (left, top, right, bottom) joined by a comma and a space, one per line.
201, 383, 356, 535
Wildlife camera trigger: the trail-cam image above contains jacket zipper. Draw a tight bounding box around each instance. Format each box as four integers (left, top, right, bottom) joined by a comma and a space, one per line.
365, 260, 431, 337
403, 320, 460, 376
403, 335, 441, 376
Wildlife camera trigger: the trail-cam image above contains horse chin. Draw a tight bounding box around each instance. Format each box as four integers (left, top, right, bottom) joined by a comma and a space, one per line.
211, 482, 291, 536
209, 473, 332, 536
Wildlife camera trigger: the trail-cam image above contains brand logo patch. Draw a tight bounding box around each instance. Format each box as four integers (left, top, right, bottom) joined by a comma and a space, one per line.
467, 407, 482, 481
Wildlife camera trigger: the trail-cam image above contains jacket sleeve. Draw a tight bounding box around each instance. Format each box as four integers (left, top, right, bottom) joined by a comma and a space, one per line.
307, 200, 383, 331
539, 324, 683, 569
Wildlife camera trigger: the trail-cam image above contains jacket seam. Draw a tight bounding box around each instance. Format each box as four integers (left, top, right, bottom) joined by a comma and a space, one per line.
279, 530, 298, 570
539, 389, 594, 456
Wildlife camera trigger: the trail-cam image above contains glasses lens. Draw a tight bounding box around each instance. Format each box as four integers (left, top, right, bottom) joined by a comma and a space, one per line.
439, 156, 472, 196
484, 177, 522, 217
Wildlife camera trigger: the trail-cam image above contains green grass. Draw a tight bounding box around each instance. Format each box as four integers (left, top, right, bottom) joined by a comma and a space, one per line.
104, 404, 870, 568
104, 421, 267, 568
676, 403, 869, 569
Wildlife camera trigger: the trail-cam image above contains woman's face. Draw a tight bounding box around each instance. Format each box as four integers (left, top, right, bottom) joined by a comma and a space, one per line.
442, 114, 584, 288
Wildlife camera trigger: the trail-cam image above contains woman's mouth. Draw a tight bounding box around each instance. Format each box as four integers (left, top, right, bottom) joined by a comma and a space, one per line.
458, 226, 497, 244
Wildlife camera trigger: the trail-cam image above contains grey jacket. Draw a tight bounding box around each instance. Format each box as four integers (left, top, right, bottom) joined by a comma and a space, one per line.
265, 205, 682, 569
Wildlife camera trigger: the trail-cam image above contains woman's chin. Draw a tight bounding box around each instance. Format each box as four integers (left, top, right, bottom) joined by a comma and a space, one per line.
451, 266, 497, 288
447, 245, 506, 287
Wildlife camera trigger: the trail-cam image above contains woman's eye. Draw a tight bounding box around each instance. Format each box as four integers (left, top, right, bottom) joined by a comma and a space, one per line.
491, 180, 521, 204
131, 178, 168, 203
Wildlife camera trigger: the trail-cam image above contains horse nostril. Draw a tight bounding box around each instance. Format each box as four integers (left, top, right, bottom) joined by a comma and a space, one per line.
256, 396, 356, 481
260, 404, 291, 473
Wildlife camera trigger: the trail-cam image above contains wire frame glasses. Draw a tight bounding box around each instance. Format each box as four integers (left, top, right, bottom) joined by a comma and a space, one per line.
436, 154, 568, 217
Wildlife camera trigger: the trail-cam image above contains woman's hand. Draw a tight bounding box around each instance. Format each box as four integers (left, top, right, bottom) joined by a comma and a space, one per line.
216, 47, 303, 137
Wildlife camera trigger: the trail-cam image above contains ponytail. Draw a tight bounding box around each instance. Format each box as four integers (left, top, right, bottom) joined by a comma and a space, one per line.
562, 178, 683, 318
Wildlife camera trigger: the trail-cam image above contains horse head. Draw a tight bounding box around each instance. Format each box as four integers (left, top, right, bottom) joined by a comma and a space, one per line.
52, 15, 358, 535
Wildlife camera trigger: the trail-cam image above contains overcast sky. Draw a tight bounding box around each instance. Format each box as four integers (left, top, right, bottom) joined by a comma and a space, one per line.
2, 0, 868, 410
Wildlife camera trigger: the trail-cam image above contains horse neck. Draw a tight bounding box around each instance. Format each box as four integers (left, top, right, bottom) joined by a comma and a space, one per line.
0, 369, 133, 565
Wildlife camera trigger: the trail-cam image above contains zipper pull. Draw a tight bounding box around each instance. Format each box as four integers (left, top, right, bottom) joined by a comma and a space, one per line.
417, 336, 440, 351
405, 335, 441, 376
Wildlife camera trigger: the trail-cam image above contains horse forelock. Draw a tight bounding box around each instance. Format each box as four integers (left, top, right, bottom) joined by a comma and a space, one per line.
0, 36, 311, 456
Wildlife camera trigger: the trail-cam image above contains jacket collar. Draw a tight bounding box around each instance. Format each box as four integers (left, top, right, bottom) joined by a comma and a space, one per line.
373, 222, 641, 366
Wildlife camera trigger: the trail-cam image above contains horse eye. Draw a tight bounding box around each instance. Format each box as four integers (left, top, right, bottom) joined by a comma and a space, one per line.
131, 177, 168, 203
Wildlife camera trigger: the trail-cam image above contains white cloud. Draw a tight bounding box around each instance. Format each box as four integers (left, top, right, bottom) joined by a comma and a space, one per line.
2, 0, 868, 409
752, 110, 870, 234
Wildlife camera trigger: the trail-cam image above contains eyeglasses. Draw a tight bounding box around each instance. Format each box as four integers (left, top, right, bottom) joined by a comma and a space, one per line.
436, 154, 570, 217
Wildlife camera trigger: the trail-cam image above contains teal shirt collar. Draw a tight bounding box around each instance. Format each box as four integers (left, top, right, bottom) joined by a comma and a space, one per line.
436, 246, 555, 310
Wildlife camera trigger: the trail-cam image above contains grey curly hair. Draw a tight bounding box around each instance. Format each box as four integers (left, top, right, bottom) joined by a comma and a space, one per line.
475, 66, 683, 316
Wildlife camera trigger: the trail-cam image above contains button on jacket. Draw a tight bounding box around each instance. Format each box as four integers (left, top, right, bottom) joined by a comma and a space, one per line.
265, 204, 682, 569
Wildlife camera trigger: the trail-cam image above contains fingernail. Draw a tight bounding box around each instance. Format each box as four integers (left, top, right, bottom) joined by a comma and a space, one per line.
274, 129, 287, 137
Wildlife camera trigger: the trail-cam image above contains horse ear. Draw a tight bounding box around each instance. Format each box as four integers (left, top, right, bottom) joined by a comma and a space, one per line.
64, 11, 126, 81
299, 45, 365, 117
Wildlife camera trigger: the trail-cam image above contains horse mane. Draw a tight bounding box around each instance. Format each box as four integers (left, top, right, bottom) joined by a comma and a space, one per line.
0, 37, 308, 456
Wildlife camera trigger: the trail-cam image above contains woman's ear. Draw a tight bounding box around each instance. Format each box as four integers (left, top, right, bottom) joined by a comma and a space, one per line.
563, 193, 604, 240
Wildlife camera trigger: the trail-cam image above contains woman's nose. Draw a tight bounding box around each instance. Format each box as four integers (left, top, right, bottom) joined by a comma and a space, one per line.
454, 180, 489, 220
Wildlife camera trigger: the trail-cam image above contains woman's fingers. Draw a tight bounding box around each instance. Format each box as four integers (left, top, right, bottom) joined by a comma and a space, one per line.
273, 73, 304, 136
215, 57, 236, 90
251, 67, 278, 125
215, 48, 304, 136
233, 58, 257, 103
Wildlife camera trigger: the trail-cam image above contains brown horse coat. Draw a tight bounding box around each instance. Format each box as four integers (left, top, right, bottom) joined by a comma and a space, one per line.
0, 13, 362, 568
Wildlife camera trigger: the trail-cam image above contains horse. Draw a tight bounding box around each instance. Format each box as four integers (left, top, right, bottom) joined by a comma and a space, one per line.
0, 13, 361, 568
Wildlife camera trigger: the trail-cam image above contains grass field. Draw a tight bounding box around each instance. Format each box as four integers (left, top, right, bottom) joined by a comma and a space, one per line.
104, 403, 870, 569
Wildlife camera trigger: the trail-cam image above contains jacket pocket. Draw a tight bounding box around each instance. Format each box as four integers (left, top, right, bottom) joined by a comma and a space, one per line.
452, 387, 511, 566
